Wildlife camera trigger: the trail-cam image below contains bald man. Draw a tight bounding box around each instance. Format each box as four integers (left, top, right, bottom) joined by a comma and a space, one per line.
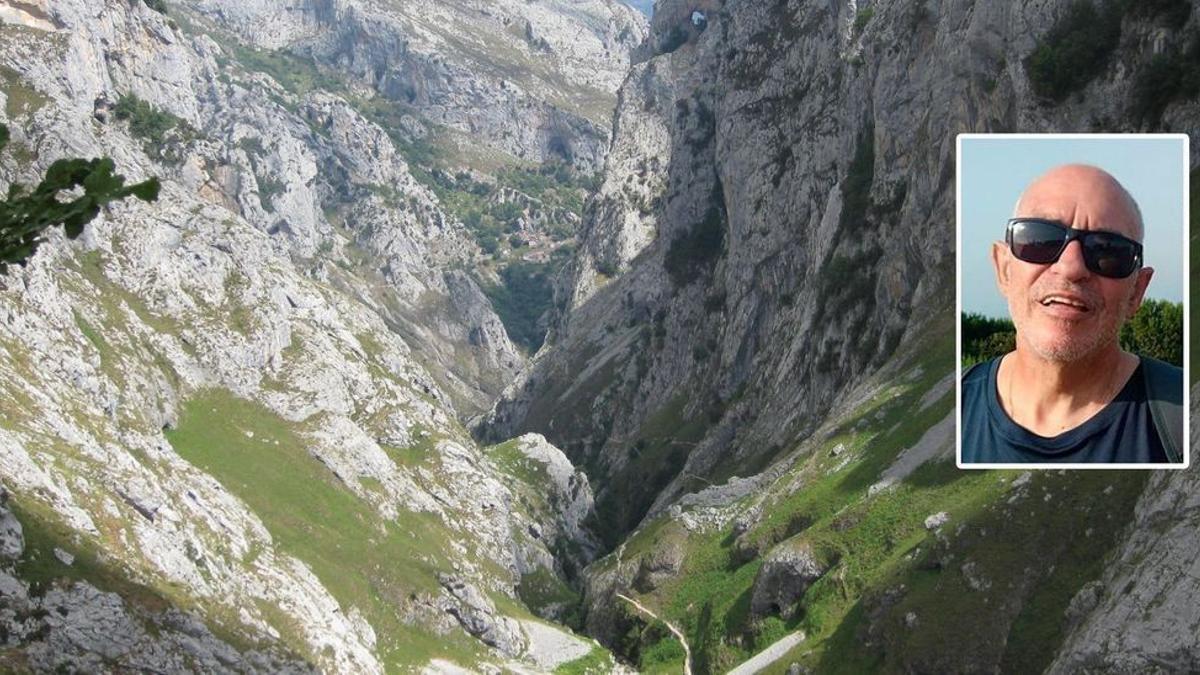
961, 164, 1182, 464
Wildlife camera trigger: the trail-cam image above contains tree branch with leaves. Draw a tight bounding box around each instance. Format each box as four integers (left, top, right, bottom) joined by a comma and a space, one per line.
0, 122, 161, 273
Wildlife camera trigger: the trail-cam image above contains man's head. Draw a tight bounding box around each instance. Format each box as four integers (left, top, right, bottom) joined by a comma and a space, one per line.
991, 164, 1153, 363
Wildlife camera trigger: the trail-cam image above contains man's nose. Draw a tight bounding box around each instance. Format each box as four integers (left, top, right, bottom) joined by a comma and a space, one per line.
1051, 240, 1090, 278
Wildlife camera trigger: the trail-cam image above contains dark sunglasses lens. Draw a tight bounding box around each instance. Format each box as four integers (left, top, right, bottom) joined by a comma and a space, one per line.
1083, 233, 1139, 278
1010, 221, 1066, 264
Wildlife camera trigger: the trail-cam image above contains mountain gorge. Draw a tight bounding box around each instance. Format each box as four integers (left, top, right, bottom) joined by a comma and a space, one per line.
0, 0, 641, 671
1, 0, 1199, 673
486, 0, 1200, 670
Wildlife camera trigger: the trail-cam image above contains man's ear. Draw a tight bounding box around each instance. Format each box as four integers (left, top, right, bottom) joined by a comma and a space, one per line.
1127, 266, 1154, 316
990, 241, 1010, 297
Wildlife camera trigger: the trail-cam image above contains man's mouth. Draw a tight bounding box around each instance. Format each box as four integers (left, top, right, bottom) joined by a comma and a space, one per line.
1040, 295, 1089, 309
1037, 293, 1093, 316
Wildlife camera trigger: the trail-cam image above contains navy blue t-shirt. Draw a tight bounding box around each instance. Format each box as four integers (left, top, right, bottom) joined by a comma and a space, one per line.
961, 356, 1169, 464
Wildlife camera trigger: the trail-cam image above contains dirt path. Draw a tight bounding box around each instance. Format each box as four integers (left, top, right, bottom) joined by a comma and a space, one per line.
725, 631, 805, 675
615, 592, 692, 675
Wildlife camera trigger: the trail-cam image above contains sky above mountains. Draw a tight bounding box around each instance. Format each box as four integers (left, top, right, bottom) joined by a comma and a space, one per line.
624, 0, 652, 16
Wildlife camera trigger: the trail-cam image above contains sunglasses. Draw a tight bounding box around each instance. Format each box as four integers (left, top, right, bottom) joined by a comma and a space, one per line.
1005, 218, 1143, 279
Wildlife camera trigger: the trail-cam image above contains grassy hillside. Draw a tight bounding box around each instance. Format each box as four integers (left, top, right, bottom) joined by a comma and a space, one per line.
599, 316, 1147, 674
166, 389, 489, 670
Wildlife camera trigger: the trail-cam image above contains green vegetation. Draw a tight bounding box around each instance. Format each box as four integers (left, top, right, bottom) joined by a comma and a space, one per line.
255, 173, 287, 211
217, 39, 347, 100
346, 96, 593, 255
488, 437, 551, 485
603, 321, 1146, 674
517, 567, 582, 624
72, 310, 108, 356
11, 498, 173, 611
237, 136, 266, 156
961, 312, 1015, 368
595, 258, 619, 278
639, 623, 687, 673
114, 94, 182, 146
488, 439, 587, 626
963, 302, 1183, 368
824, 470, 1148, 674
852, 7, 874, 33
202, 24, 597, 351
664, 181, 727, 288
838, 125, 875, 234
482, 259, 560, 353
553, 644, 614, 674
1024, 0, 1124, 102
1120, 298, 1183, 365
0, 123, 160, 273
4, 494, 307, 663
593, 394, 710, 549
1129, 0, 1192, 27
165, 389, 487, 669
143, 0, 168, 14
497, 163, 597, 216
810, 125, 887, 365
63, 249, 189, 385
1130, 37, 1200, 127
113, 94, 195, 163
817, 246, 881, 325
673, 349, 959, 673
416, 161, 590, 255
0, 66, 48, 119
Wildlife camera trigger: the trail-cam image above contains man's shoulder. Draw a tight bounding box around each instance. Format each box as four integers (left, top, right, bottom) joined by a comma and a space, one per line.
1139, 355, 1183, 391
960, 356, 1000, 428
1137, 355, 1183, 464
961, 356, 1000, 386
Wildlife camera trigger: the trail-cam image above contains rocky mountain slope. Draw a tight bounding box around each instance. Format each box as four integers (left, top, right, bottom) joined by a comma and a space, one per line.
481, 0, 1200, 671
183, 0, 645, 171
0, 0, 643, 671
2, 0, 1199, 672
482, 0, 1200, 542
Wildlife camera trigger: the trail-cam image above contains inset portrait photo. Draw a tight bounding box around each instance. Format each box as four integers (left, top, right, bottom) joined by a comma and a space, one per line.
956, 134, 1189, 469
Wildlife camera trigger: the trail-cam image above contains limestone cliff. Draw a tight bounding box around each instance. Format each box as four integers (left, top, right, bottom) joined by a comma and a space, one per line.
479, 0, 1200, 671
1049, 423, 1200, 673
483, 0, 1200, 547
0, 0, 633, 670
182, 0, 646, 171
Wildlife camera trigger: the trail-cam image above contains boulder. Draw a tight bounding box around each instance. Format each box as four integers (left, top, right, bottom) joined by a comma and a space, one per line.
923, 512, 949, 530
438, 574, 526, 656
750, 539, 830, 620
0, 487, 24, 561
632, 538, 686, 593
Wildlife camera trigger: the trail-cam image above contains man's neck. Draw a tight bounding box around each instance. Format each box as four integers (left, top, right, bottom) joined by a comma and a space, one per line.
997, 344, 1139, 437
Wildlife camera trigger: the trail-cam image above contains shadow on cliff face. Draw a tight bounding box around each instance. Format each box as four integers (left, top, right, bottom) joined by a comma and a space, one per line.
476, 2, 935, 554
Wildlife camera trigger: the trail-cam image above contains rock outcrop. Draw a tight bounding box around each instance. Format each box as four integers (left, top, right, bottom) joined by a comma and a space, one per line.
561, 56, 675, 309
438, 573, 526, 656
183, 0, 647, 171
631, 535, 685, 593
749, 539, 830, 621
0, 488, 315, 673
505, 433, 602, 565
